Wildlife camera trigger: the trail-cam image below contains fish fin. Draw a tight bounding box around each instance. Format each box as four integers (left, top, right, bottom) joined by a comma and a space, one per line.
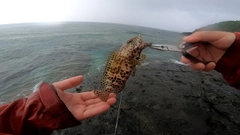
136, 60, 142, 66
133, 53, 146, 66
133, 58, 141, 66
131, 67, 136, 77
140, 53, 146, 61
92, 89, 111, 102
101, 52, 119, 88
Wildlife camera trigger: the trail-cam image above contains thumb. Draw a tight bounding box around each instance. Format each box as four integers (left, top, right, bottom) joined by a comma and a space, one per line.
183, 31, 235, 43
183, 31, 235, 50
53, 75, 84, 91
183, 31, 216, 43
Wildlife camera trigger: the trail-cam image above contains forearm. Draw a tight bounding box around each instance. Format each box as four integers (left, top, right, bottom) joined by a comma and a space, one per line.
215, 32, 240, 89
0, 83, 79, 135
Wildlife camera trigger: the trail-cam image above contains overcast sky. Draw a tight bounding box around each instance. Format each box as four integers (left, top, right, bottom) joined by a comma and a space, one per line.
0, 0, 239, 31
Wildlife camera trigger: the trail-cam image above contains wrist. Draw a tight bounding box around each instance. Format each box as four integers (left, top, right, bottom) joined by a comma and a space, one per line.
38, 83, 79, 127
215, 32, 240, 75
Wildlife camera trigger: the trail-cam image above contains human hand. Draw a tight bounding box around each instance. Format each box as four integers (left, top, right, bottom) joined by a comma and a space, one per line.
52, 75, 116, 121
181, 31, 236, 71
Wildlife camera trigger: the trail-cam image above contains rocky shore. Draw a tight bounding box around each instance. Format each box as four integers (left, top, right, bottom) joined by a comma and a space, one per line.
52, 61, 240, 135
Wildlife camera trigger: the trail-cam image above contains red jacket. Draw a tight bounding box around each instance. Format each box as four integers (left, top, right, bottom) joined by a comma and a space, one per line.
0, 83, 79, 135
215, 32, 240, 89
0, 32, 240, 135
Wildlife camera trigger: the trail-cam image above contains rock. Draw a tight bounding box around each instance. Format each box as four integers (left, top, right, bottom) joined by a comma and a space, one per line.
214, 104, 240, 125
52, 62, 240, 135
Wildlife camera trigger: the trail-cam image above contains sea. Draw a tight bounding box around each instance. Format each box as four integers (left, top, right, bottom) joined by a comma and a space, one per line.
0, 22, 184, 104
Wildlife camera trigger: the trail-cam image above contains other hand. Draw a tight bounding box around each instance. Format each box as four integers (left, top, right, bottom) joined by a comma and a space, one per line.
53, 75, 116, 121
181, 31, 236, 71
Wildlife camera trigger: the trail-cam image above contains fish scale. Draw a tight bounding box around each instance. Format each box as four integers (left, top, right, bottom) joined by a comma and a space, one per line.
93, 34, 152, 101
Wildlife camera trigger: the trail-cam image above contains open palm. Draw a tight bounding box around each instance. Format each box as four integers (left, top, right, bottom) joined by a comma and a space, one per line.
53, 75, 116, 121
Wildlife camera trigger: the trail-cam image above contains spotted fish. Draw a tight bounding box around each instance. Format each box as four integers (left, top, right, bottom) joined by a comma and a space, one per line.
93, 35, 152, 101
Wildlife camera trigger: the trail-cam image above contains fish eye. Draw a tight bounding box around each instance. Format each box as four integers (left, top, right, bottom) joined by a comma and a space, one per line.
127, 39, 133, 44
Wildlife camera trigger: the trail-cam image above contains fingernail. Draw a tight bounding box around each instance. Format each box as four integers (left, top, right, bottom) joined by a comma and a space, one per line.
183, 35, 194, 41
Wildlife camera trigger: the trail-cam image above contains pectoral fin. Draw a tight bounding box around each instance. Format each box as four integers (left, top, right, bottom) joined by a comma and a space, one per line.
140, 53, 146, 61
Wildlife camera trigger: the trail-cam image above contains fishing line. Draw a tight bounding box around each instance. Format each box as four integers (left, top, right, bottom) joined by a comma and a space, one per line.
114, 90, 123, 135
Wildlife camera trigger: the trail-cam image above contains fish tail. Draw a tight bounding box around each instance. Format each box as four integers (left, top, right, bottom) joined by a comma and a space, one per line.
92, 89, 111, 102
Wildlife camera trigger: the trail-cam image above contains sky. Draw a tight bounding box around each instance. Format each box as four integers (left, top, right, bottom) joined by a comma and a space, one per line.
0, 0, 239, 32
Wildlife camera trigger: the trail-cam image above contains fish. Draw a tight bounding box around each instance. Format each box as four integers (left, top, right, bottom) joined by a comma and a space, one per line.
93, 34, 152, 101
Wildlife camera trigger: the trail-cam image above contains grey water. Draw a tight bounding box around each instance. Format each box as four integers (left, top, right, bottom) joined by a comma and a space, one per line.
0, 22, 183, 103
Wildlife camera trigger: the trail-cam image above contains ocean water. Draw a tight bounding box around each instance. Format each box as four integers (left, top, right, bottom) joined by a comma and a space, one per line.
0, 22, 183, 103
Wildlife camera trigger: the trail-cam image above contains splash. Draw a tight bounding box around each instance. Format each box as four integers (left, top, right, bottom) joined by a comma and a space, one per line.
168, 59, 189, 66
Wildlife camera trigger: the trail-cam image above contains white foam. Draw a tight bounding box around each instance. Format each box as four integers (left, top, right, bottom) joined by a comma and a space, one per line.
169, 59, 189, 66
142, 60, 162, 66
32, 81, 43, 93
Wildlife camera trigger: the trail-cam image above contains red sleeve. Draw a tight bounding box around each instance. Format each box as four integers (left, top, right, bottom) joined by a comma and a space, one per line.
0, 82, 80, 135
215, 32, 240, 89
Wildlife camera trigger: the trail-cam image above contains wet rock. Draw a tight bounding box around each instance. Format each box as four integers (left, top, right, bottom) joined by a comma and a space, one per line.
214, 104, 240, 125
53, 62, 240, 135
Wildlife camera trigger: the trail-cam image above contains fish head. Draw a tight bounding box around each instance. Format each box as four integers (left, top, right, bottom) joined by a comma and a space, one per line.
126, 35, 151, 66
126, 34, 143, 47
119, 34, 143, 52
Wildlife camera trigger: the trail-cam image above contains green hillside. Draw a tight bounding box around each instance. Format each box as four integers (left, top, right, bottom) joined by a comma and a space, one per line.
196, 20, 240, 32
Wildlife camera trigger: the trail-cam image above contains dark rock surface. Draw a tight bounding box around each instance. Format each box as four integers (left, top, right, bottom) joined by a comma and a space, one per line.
52, 62, 240, 135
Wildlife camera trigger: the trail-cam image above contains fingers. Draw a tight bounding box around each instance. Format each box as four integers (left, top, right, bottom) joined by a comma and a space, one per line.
82, 92, 116, 105
78, 93, 117, 120
106, 94, 117, 105
53, 75, 83, 91
84, 96, 116, 115
181, 56, 216, 71
189, 62, 205, 70
203, 62, 216, 71
181, 55, 191, 64
80, 92, 116, 101
80, 92, 98, 100
84, 96, 116, 108
82, 103, 111, 120
181, 31, 228, 72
